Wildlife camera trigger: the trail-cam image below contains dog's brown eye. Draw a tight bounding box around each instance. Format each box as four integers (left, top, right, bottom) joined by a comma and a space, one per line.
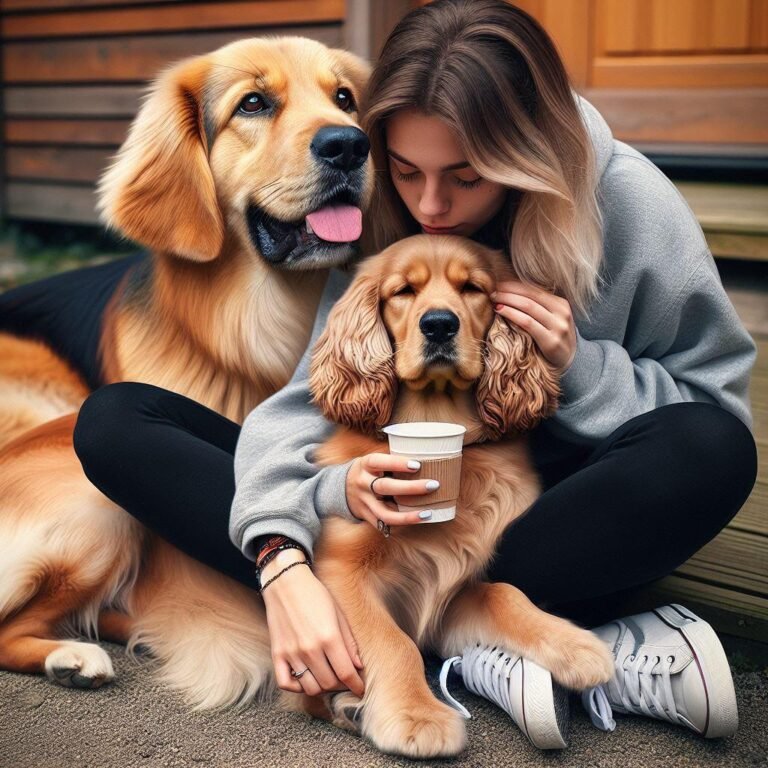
335, 88, 355, 113
238, 93, 268, 115
393, 285, 415, 297
462, 282, 483, 293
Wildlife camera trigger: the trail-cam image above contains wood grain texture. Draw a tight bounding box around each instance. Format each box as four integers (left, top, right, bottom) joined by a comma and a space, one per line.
3, 25, 343, 83
2, 0, 344, 39
5, 181, 99, 223
4, 86, 143, 117
596, 0, 755, 56
6, 146, 111, 183
2, 0, 181, 10
582, 87, 768, 145
5, 119, 129, 146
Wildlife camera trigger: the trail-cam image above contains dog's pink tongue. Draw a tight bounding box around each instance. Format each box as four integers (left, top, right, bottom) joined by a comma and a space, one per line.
305, 205, 362, 243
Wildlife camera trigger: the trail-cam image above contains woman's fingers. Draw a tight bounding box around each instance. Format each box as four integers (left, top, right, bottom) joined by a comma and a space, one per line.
329, 611, 366, 696
362, 453, 422, 474
367, 496, 431, 526
494, 279, 567, 314
300, 649, 346, 694
493, 290, 555, 330
370, 476, 440, 497
494, 304, 549, 345
274, 657, 306, 694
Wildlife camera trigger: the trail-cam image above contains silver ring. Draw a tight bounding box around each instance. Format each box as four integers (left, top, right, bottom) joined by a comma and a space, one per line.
290, 667, 310, 678
377, 519, 391, 538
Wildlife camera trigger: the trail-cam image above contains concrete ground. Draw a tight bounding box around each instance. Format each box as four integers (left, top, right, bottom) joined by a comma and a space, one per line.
1, 642, 766, 768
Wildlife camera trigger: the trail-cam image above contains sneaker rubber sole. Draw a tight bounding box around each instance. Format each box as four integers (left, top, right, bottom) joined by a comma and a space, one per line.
655, 604, 738, 738
516, 659, 570, 749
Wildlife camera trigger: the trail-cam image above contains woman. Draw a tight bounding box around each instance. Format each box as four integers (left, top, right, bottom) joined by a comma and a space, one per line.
75, 0, 757, 747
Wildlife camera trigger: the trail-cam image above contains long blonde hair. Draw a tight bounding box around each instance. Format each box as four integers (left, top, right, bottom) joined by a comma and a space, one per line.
361, 0, 604, 316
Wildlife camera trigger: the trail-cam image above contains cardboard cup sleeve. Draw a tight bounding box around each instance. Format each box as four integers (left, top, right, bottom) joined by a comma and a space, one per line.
391, 454, 462, 510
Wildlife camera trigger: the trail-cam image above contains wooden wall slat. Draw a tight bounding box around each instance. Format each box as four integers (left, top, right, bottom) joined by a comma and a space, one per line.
3, 25, 343, 83
582, 87, 768, 145
5, 86, 143, 117
5, 119, 129, 145
7, 146, 112, 183
2, 0, 183, 11
592, 53, 768, 89
6, 182, 99, 223
2, 0, 344, 39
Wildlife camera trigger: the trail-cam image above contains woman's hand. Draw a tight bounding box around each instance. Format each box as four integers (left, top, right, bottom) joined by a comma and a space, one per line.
347, 453, 440, 528
260, 549, 366, 697
491, 280, 577, 372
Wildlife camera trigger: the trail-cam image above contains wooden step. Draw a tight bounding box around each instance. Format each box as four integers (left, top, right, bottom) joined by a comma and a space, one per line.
675, 182, 768, 261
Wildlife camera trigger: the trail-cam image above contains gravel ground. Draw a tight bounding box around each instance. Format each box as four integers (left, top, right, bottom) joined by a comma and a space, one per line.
1, 643, 766, 768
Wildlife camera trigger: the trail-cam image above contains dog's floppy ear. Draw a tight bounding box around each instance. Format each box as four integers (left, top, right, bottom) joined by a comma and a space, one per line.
310, 266, 396, 435
476, 315, 560, 438
97, 55, 224, 262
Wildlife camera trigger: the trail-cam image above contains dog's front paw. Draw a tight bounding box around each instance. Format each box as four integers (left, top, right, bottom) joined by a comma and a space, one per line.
329, 691, 364, 734
543, 627, 614, 691
44, 641, 114, 689
364, 695, 467, 759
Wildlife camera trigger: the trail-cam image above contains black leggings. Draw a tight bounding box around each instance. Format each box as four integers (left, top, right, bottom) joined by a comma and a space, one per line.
73, 383, 757, 624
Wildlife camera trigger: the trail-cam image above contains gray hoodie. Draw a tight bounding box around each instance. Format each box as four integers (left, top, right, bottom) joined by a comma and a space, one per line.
229, 95, 756, 563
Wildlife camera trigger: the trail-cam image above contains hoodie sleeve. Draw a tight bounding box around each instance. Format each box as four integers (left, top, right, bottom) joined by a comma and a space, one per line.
228, 269, 358, 563
554, 252, 756, 439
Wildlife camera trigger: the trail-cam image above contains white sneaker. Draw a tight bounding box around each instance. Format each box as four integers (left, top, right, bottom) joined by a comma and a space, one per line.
439, 644, 570, 749
583, 604, 738, 738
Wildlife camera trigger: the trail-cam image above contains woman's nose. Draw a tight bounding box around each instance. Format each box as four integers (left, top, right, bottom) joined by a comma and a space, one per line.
419, 178, 449, 217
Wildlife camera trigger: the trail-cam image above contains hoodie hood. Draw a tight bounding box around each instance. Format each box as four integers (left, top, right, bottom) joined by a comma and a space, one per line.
574, 92, 615, 183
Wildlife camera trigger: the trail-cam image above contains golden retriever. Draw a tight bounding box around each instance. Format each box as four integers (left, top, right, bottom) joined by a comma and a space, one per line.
0, 36, 372, 701
297, 234, 613, 757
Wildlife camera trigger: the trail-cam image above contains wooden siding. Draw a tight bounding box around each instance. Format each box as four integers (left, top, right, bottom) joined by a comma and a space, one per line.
0, 0, 345, 224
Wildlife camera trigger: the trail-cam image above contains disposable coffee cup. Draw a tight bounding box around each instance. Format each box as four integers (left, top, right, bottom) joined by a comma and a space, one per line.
383, 422, 466, 523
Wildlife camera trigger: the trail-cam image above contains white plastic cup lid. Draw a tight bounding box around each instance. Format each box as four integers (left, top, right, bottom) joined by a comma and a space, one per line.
383, 422, 466, 438
383, 422, 466, 457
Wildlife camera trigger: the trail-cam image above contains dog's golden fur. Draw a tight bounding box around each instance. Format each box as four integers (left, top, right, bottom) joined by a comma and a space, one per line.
0, 36, 373, 709
299, 236, 612, 754
0, 39, 613, 760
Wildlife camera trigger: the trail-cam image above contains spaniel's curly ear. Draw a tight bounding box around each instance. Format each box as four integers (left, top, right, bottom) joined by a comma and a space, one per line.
310, 269, 396, 435
97, 55, 224, 262
476, 315, 559, 438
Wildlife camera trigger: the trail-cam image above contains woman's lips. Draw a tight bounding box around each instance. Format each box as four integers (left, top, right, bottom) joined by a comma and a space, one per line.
421, 224, 460, 234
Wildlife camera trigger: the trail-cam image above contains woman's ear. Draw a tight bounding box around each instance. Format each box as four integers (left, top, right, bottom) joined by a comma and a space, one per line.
97, 55, 224, 262
310, 267, 396, 435
476, 315, 560, 438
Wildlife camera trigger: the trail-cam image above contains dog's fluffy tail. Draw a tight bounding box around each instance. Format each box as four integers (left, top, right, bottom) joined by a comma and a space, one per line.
130, 539, 276, 710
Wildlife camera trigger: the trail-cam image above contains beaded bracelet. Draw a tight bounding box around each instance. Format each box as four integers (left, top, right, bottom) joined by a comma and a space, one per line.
257, 542, 310, 572
259, 560, 312, 592
256, 543, 313, 592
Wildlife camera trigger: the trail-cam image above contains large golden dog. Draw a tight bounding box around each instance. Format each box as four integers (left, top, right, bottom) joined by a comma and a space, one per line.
0, 37, 372, 701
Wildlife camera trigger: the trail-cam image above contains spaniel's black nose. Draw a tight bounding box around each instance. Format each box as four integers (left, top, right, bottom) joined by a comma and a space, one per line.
311, 126, 370, 172
420, 310, 460, 344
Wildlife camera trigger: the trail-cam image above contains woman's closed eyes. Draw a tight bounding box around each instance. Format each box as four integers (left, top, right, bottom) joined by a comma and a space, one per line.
388, 157, 483, 190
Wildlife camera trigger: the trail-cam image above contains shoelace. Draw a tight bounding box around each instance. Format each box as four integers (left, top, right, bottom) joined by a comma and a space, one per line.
439, 644, 520, 720
584, 653, 679, 731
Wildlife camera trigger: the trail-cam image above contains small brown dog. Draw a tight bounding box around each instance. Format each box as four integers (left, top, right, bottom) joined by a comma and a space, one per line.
291, 234, 613, 757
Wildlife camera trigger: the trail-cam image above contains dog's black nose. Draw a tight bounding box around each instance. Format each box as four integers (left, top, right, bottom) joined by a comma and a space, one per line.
311, 126, 370, 173
420, 310, 460, 344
